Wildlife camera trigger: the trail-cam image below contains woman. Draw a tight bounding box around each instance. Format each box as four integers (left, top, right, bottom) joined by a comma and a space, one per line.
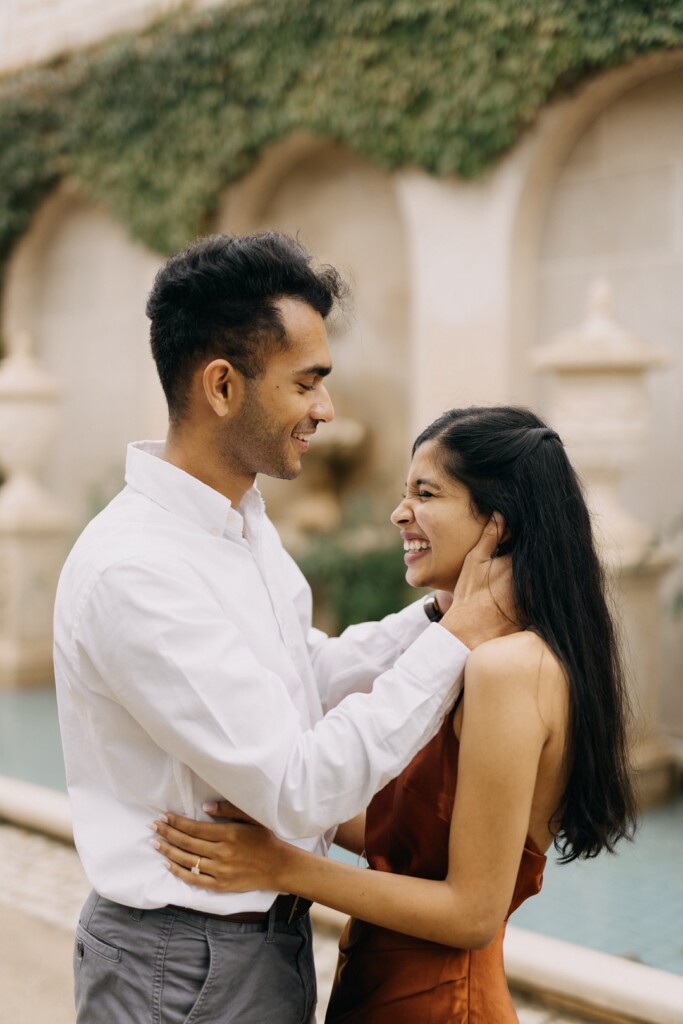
152, 406, 636, 1022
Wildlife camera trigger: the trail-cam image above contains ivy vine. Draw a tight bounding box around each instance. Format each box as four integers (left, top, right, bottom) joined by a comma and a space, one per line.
1, 0, 683, 290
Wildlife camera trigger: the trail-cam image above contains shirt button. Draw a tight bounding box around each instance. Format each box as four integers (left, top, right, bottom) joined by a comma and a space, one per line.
209, 528, 220, 537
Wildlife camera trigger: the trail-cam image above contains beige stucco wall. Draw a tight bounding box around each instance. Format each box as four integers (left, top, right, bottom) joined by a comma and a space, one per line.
0, 0, 228, 76
396, 158, 528, 438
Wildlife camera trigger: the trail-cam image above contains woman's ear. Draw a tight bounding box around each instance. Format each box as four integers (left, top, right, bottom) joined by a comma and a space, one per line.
491, 512, 512, 557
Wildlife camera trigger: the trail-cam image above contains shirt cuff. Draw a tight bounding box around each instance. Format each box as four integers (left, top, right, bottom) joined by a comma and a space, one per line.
386, 597, 437, 650
395, 619, 470, 689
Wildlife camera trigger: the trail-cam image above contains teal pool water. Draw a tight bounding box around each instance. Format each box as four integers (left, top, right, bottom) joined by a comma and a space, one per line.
0, 687, 66, 790
1, 687, 681, 976
511, 797, 683, 976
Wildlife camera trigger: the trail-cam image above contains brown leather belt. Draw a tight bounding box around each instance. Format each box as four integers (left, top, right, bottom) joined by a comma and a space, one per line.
167, 893, 311, 925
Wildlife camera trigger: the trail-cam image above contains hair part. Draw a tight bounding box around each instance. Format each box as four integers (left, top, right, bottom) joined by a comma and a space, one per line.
146, 231, 348, 423
415, 405, 637, 863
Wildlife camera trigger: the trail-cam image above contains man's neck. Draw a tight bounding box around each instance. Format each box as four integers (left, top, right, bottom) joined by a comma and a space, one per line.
163, 431, 254, 508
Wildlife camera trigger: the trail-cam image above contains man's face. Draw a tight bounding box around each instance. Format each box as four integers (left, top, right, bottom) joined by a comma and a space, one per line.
225, 297, 334, 481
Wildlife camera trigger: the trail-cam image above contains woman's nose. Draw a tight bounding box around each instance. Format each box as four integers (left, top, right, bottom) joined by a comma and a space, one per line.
390, 499, 413, 526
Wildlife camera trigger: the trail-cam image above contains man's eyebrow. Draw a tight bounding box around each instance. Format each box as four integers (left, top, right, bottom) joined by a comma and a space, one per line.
294, 364, 332, 378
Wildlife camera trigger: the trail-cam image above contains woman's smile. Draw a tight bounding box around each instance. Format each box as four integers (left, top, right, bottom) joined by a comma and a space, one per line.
402, 532, 432, 564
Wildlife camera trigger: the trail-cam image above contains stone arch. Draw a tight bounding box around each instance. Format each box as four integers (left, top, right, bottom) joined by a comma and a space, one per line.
510, 54, 683, 520
1, 183, 166, 529
509, 49, 683, 402
508, 51, 683, 736
216, 135, 411, 531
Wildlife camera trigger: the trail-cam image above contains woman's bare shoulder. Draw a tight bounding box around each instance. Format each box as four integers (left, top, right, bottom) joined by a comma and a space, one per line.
456, 633, 568, 749
465, 631, 565, 695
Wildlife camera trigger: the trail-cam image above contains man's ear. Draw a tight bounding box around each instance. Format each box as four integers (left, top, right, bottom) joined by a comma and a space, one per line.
202, 359, 244, 418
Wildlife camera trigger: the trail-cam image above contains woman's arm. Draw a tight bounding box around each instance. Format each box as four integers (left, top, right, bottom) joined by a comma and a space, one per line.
333, 813, 366, 856
154, 638, 551, 948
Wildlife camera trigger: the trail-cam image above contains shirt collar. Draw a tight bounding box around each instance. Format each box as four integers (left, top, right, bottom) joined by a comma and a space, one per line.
125, 441, 265, 538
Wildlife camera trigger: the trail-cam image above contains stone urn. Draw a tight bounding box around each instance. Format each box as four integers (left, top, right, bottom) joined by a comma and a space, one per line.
0, 332, 70, 686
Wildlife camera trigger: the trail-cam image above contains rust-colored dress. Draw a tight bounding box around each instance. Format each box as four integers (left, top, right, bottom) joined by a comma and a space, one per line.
325, 709, 546, 1023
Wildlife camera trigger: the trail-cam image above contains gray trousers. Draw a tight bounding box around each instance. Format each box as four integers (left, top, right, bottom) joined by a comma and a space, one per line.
74, 890, 317, 1024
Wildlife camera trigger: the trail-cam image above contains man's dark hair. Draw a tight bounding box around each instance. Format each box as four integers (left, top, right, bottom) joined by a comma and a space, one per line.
146, 231, 347, 422
414, 406, 637, 864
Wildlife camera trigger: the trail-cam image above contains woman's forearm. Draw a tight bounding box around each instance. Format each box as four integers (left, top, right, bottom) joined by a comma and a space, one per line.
276, 843, 496, 949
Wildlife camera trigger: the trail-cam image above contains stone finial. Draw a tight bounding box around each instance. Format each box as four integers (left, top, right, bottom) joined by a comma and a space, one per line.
0, 330, 61, 401
532, 278, 672, 372
530, 277, 675, 569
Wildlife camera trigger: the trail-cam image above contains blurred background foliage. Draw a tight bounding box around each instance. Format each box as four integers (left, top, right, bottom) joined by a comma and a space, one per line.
297, 536, 414, 632
1, 0, 683, 292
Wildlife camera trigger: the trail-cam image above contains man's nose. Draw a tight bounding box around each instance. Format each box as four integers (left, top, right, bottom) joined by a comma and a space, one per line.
311, 386, 334, 423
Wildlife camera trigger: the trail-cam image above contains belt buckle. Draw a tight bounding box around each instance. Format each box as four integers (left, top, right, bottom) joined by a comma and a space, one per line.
286, 895, 300, 924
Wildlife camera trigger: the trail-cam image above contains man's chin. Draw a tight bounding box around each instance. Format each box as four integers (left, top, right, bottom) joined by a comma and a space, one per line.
266, 461, 302, 481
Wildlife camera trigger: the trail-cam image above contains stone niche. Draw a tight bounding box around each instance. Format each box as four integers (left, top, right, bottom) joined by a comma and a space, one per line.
535, 66, 683, 773
0, 184, 165, 684
2, 185, 165, 532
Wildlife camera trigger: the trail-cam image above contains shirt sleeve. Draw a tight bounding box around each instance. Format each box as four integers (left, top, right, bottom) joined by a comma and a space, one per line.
72, 554, 468, 840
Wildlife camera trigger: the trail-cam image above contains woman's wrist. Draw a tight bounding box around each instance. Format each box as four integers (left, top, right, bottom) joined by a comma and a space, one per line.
276, 842, 326, 902
269, 838, 301, 893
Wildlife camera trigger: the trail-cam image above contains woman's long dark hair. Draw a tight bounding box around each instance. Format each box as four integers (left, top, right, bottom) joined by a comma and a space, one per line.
414, 406, 637, 862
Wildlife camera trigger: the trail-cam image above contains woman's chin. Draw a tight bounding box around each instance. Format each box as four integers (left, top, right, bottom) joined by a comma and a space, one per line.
406, 569, 431, 590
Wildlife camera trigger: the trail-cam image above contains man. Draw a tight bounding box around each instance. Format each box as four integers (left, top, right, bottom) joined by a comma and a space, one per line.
54, 231, 512, 1023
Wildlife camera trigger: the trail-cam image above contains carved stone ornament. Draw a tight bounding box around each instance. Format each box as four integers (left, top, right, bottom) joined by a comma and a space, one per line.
531, 279, 673, 569
0, 332, 70, 686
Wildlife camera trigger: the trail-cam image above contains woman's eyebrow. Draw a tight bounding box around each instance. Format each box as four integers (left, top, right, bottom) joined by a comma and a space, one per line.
409, 477, 443, 490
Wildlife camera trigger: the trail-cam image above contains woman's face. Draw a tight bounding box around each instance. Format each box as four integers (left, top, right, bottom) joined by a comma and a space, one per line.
390, 440, 489, 593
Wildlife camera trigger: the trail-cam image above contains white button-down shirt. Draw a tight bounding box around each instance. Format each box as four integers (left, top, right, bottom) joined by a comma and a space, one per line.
54, 441, 468, 913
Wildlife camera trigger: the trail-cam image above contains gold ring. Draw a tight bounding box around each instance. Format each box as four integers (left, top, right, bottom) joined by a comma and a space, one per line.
190, 857, 201, 875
